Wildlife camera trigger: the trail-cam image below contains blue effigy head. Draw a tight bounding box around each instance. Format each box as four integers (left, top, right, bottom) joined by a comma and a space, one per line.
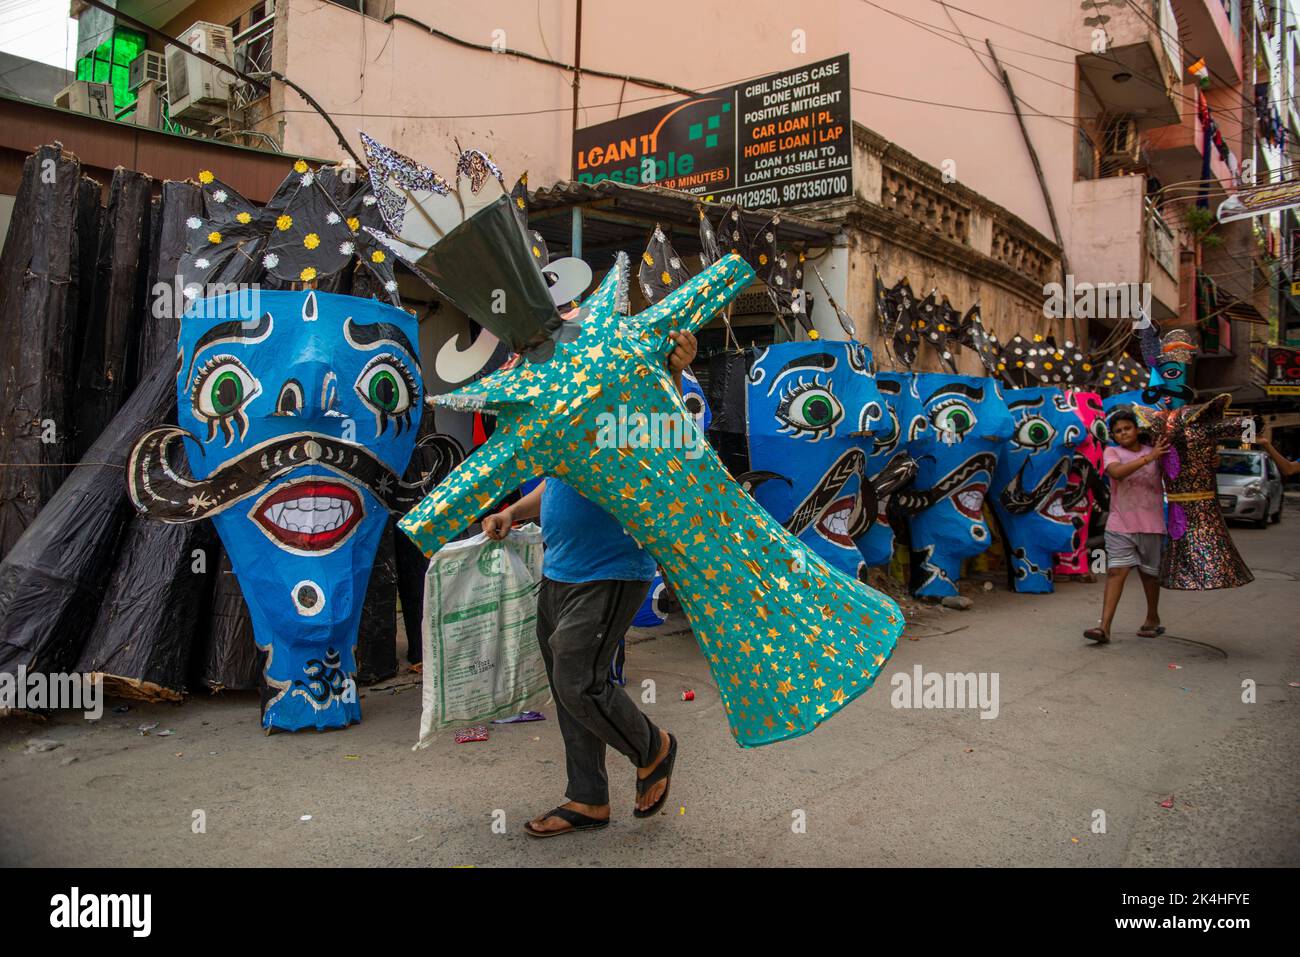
990, 387, 1084, 593
893, 372, 1014, 598
1143, 358, 1191, 409
129, 290, 423, 731
745, 341, 884, 580
862, 371, 922, 567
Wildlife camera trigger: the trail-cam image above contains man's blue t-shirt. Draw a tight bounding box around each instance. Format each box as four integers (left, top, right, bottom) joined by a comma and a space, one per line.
540, 479, 655, 583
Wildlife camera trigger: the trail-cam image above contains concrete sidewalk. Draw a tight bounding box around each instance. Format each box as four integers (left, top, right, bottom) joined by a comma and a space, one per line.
2, 508, 1297, 867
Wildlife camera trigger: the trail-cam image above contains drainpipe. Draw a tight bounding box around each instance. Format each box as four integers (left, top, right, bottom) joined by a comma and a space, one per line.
571, 0, 583, 145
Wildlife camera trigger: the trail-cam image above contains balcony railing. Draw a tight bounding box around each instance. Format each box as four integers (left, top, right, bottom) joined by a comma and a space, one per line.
232, 4, 274, 111
1146, 199, 1177, 278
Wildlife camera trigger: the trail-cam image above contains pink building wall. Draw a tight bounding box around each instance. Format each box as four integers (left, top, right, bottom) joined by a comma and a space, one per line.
277, 0, 1080, 244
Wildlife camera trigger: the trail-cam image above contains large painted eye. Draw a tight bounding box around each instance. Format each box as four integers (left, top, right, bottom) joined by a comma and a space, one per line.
930, 399, 976, 442
873, 406, 900, 454
776, 377, 843, 439
1013, 415, 1056, 451
1090, 418, 1109, 444
355, 354, 417, 436
192, 355, 260, 445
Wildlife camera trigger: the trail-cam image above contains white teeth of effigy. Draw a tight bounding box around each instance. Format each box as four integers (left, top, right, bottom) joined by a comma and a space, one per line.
823, 509, 850, 536
268, 497, 354, 534
957, 489, 983, 511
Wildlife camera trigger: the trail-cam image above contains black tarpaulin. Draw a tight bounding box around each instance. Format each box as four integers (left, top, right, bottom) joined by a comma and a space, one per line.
355, 521, 398, 684
76, 517, 218, 701
139, 181, 203, 378
0, 146, 85, 558
198, 548, 265, 693
75, 166, 154, 459
0, 351, 178, 676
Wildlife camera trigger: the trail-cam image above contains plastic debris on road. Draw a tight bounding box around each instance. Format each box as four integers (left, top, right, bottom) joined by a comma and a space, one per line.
454, 726, 489, 743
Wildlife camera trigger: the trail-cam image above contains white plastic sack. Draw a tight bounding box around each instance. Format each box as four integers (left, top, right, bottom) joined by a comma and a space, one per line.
414, 524, 547, 748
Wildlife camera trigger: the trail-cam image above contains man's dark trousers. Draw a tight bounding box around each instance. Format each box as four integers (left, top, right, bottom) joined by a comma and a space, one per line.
536, 576, 660, 806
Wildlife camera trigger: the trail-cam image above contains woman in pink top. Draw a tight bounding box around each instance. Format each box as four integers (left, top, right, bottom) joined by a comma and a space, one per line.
1084, 407, 1170, 643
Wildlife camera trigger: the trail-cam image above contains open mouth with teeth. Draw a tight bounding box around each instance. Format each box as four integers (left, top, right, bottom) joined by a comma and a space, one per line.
253, 479, 364, 551
815, 496, 859, 547
1037, 487, 1075, 524
952, 482, 987, 521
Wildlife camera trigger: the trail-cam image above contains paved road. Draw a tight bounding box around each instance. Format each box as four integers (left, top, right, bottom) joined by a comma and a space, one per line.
2, 504, 1297, 867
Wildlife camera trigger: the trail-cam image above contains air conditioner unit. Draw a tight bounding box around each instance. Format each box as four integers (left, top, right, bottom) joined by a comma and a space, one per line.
129, 51, 167, 92
165, 21, 234, 120
133, 78, 164, 129
1101, 116, 1142, 170
54, 80, 114, 119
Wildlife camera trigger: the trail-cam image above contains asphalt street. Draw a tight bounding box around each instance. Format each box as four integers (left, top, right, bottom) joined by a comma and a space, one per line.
2, 501, 1297, 867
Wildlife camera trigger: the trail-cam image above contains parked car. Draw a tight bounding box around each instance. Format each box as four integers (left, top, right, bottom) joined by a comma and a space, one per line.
1216, 448, 1283, 528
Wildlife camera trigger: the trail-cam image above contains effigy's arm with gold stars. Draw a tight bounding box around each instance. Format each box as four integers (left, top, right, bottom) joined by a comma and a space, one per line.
398, 253, 905, 746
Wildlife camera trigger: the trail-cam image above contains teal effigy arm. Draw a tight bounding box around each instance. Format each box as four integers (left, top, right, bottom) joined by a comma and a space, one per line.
399, 254, 904, 746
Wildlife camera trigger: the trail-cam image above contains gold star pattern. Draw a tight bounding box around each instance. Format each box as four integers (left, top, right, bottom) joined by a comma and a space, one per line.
397, 252, 904, 748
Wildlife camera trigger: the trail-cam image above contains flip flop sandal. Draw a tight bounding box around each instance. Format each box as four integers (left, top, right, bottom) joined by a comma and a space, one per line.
633, 733, 677, 819
1136, 625, 1166, 637
523, 806, 610, 838
1083, 628, 1110, 644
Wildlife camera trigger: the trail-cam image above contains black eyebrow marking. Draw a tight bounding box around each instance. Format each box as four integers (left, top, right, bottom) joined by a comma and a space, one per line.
344, 318, 418, 360
924, 382, 984, 404
1008, 396, 1044, 410
877, 379, 902, 394
188, 312, 273, 380
765, 352, 837, 395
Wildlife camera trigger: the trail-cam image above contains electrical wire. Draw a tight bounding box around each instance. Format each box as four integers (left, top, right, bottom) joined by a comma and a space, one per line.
918, 0, 1258, 136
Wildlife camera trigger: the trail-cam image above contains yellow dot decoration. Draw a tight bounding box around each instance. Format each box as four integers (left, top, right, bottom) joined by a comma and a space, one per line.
198, 170, 214, 184
346, 217, 359, 232
294, 159, 308, 174
276, 215, 293, 231
758, 254, 768, 266
207, 231, 222, 244
236, 211, 252, 224
303, 233, 320, 250
300, 266, 317, 281
371, 250, 386, 264
642, 252, 655, 266
661, 271, 672, 285
809, 329, 820, 340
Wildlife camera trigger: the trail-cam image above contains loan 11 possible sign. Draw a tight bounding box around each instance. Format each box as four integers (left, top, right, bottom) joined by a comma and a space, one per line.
573, 54, 852, 209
